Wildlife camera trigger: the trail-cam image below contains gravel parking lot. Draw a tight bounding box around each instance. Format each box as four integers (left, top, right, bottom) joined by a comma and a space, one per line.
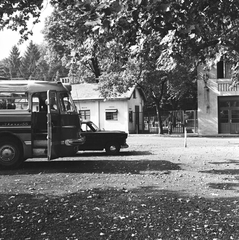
1, 135, 239, 239
1, 135, 239, 198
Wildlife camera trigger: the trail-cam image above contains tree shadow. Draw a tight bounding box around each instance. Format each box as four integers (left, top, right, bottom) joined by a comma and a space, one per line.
207, 182, 239, 191
210, 159, 239, 165
76, 150, 152, 156
0, 159, 181, 175
200, 169, 239, 175
2, 186, 239, 240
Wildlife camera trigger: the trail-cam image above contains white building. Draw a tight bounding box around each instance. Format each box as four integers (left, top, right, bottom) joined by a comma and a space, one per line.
197, 60, 239, 135
71, 83, 146, 133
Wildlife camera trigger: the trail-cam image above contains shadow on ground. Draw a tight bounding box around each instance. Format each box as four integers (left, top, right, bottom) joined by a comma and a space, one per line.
210, 159, 239, 165
1, 188, 239, 240
0, 158, 181, 175
207, 182, 239, 191
77, 150, 153, 156
200, 169, 239, 175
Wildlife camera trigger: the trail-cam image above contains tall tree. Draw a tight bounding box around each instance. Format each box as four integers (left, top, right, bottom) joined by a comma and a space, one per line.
2, 45, 22, 79
2, 0, 239, 133
42, 2, 106, 82
20, 41, 41, 79
0, 60, 8, 79
42, 0, 199, 133
2, 0, 239, 63
32, 43, 67, 81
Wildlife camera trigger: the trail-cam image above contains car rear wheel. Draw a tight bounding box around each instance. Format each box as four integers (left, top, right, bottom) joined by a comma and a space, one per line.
0, 138, 22, 168
105, 142, 120, 155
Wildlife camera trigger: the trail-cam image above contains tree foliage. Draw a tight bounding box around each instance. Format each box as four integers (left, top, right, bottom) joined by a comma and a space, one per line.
2, 0, 239, 133
42, 0, 200, 133
2, 0, 239, 63
0, 41, 68, 81
3, 45, 22, 79
20, 41, 41, 79
0, 0, 43, 41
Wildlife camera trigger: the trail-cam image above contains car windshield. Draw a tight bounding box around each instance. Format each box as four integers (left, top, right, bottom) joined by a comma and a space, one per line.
81, 121, 100, 132
90, 122, 100, 131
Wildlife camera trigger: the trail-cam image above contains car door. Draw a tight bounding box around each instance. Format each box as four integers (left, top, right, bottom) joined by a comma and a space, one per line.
79, 122, 104, 150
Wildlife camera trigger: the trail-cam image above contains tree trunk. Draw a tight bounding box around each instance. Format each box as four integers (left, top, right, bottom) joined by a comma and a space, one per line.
151, 79, 167, 134
90, 57, 101, 80
155, 99, 163, 134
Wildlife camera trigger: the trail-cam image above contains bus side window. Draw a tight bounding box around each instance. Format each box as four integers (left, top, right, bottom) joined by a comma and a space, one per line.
32, 92, 47, 112
0, 92, 28, 110
0, 99, 6, 109
7, 98, 16, 109
32, 97, 40, 112
0, 98, 16, 109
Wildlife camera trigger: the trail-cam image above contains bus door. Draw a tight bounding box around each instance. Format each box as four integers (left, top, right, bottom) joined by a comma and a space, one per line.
47, 90, 61, 160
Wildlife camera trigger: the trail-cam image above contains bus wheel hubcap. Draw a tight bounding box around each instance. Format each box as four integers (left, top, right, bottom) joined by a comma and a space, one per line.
0, 146, 15, 162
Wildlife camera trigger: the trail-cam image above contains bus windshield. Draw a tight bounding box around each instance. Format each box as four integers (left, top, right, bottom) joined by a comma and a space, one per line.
32, 91, 77, 114
58, 92, 77, 113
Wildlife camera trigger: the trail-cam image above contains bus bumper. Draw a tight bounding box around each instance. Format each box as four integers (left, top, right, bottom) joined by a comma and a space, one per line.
64, 136, 86, 146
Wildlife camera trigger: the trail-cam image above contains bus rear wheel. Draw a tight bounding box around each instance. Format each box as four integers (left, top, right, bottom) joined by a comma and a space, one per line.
0, 138, 22, 168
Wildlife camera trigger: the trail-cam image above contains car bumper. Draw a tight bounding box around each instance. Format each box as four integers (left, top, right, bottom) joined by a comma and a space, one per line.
121, 143, 129, 149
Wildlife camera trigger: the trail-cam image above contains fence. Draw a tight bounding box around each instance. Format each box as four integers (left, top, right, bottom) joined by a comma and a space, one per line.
143, 110, 198, 134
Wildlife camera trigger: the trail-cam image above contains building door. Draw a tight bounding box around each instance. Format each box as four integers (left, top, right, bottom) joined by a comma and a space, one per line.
218, 96, 239, 134
135, 105, 139, 133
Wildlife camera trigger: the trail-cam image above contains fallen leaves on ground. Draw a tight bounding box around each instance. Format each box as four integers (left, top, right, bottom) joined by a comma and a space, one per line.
1, 189, 239, 240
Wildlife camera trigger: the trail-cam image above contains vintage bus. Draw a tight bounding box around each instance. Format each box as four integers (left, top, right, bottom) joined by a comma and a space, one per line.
0, 80, 85, 168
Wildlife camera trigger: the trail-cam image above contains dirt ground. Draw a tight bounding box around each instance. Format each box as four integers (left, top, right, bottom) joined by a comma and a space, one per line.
2, 135, 239, 239
1, 135, 239, 199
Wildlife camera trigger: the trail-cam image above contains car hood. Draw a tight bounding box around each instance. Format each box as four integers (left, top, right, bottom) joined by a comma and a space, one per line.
97, 130, 127, 135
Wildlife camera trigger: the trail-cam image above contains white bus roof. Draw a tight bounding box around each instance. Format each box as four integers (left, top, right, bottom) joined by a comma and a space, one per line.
0, 80, 71, 93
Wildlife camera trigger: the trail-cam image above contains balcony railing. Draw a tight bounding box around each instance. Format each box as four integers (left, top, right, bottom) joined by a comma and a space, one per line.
217, 79, 238, 91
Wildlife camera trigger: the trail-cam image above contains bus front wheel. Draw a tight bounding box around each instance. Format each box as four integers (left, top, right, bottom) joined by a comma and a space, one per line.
0, 138, 22, 168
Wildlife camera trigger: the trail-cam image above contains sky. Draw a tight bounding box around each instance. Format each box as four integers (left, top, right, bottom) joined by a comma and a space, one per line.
0, 1, 53, 60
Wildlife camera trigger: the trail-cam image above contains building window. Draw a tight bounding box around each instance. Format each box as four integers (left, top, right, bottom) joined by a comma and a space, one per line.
217, 61, 233, 79
105, 109, 118, 120
133, 90, 136, 99
79, 110, 90, 120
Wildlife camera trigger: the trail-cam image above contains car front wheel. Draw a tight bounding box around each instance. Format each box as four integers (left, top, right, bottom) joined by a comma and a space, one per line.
105, 142, 120, 155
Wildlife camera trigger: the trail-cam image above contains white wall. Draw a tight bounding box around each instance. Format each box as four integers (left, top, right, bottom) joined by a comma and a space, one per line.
198, 77, 219, 135
100, 100, 128, 132
198, 65, 239, 135
128, 88, 144, 133
73, 88, 145, 133
75, 100, 100, 126
75, 99, 129, 132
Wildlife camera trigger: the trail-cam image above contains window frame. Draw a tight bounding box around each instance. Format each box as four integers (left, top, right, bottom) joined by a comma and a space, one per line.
79, 109, 91, 120
105, 109, 118, 121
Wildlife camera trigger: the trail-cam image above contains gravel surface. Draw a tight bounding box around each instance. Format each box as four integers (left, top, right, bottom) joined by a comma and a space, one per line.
1, 135, 239, 239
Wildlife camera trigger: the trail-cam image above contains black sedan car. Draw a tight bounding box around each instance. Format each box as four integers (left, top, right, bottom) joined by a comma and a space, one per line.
79, 121, 129, 154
